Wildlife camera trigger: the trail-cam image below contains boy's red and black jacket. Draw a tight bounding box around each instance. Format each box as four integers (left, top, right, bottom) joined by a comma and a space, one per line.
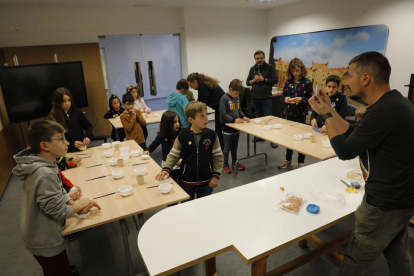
162, 126, 224, 186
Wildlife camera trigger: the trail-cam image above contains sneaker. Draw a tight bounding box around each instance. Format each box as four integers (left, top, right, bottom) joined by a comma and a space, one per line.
64, 233, 78, 242
278, 160, 293, 169
298, 163, 305, 168
232, 162, 245, 170
223, 165, 232, 174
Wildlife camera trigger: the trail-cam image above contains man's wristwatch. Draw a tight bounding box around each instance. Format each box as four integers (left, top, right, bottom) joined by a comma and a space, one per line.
321, 112, 333, 124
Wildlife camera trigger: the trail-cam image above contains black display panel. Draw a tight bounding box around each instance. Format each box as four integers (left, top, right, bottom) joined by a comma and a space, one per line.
0, 61, 88, 123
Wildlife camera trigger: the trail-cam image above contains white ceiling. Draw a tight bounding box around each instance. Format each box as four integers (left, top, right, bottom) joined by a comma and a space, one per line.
0, 0, 304, 10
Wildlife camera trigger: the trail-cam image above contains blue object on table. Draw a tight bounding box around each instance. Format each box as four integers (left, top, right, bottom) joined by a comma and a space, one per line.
306, 204, 320, 214
351, 182, 361, 189
315, 129, 319, 132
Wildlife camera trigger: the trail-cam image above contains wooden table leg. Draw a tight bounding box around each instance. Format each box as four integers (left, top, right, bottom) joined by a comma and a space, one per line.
298, 239, 308, 248
205, 257, 217, 276
251, 257, 267, 276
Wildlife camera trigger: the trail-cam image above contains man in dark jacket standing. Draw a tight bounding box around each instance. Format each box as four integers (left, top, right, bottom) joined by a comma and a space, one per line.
246, 50, 278, 147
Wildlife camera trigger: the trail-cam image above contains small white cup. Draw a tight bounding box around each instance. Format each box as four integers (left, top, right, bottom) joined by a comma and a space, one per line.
294, 134, 303, 141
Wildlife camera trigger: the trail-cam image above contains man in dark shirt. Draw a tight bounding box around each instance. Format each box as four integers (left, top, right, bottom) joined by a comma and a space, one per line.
246, 50, 278, 147
309, 51, 414, 276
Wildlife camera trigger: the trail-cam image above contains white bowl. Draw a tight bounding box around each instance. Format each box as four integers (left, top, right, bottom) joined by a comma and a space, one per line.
159, 183, 172, 194
108, 158, 118, 166
141, 155, 150, 160
134, 167, 146, 176
112, 170, 124, 179
120, 152, 130, 157
112, 141, 121, 145
131, 150, 141, 157
122, 156, 129, 164
254, 119, 262, 124
303, 133, 312, 139
102, 143, 111, 149
264, 125, 272, 130
294, 134, 303, 141
323, 141, 331, 148
104, 150, 114, 158
120, 147, 129, 152
118, 185, 132, 196
273, 124, 282, 129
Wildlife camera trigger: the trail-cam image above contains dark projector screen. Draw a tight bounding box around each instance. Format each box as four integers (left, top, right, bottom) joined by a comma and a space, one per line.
0, 61, 88, 124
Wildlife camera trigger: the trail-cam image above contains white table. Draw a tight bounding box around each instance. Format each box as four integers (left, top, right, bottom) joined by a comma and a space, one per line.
138, 157, 363, 275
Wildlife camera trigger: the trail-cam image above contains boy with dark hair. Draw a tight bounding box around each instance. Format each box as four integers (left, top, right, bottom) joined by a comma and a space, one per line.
167, 79, 190, 128
156, 101, 224, 201
310, 74, 347, 134
13, 120, 100, 276
120, 93, 147, 149
220, 79, 250, 174
176, 78, 195, 102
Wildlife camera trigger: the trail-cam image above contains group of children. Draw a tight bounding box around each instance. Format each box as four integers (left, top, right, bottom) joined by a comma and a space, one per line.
12, 56, 364, 276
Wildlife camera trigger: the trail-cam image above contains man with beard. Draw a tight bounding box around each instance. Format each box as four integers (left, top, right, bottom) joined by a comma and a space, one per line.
309, 51, 414, 276
246, 50, 279, 147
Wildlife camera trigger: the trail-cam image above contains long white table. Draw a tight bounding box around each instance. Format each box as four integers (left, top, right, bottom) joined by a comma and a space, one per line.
138, 157, 364, 275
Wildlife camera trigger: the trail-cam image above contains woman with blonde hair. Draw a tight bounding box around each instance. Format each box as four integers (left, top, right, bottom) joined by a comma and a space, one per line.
187, 72, 225, 149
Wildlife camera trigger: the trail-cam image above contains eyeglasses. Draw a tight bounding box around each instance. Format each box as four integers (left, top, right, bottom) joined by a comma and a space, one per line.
47, 136, 67, 144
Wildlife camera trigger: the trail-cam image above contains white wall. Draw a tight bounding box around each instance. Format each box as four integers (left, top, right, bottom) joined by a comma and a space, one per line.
266, 0, 414, 96
184, 7, 268, 99
0, 7, 184, 47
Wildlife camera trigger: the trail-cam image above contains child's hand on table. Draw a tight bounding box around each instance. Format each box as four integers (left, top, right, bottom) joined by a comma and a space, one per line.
113, 114, 118, 118
209, 177, 218, 188
155, 171, 170, 181
72, 156, 82, 166
79, 200, 101, 214
143, 151, 150, 156
318, 125, 327, 134
69, 188, 81, 200
311, 118, 318, 128
146, 109, 151, 114
235, 118, 244, 124
243, 117, 250, 123
83, 137, 90, 147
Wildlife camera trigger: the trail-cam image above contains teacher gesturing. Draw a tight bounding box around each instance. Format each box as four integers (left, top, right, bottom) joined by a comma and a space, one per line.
187, 72, 225, 149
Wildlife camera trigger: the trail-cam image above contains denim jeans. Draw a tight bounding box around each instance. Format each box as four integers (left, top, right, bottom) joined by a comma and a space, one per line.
285, 116, 306, 163
180, 184, 213, 202
252, 98, 273, 117
338, 196, 414, 276
223, 133, 240, 165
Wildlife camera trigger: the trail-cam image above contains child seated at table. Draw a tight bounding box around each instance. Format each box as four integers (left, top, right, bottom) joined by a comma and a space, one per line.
12, 120, 100, 276
144, 110, 183, 184
355, 106, 367, 122
279, 58, 313, 169
219, 79, 250, 174
155, 101, 224, 201
104, 94, 126, 141
120, 93, 147, 149
167, 79, 190, 128
310, 75, 347, 133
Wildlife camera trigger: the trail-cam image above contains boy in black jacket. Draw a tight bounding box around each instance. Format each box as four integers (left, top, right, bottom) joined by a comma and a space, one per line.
156, 101, 224, 201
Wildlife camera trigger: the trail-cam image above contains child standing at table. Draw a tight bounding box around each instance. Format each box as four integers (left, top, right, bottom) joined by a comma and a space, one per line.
167, 79, 190, 128
310, 75, 347, 133
12, 120, 100, 276
220, 79, 250, 174
155, 101, 224, 201
127, 84, 150, 139
120, 93, 147, 149
104, 94, 126, 141
144, 110, 182, 184
279, 58, 313, 169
